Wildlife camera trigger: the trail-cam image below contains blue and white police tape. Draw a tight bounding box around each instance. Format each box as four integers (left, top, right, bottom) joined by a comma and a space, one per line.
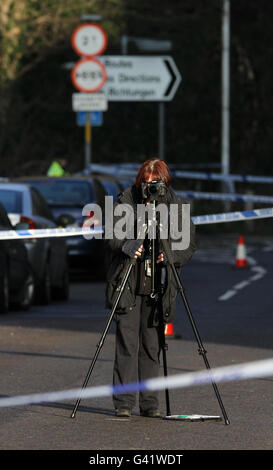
171, 170, 273, 184
0, 207, 272, 241
191, 207, 273, 225
176, 191, 273, 204
0, 226, 104, 241
80, 162, 222, 173
81, 163, 273, 185
83, 164, 137, 177
0, 357, 271, 409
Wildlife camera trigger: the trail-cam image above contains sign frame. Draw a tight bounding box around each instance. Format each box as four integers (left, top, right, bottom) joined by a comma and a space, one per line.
71, 22, 107, 58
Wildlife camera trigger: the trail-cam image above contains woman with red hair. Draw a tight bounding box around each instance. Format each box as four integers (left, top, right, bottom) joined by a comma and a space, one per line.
135, 158, 171, 189
105, 159, 196, 418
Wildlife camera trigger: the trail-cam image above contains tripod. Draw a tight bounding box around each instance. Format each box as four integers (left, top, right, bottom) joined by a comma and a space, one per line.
70, 202, 230, 425
159, 233, 230, 425
144, 202, 229, 424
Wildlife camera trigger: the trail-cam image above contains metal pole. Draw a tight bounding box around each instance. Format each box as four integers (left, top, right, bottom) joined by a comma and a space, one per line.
158, 102, 165, 160
121, 35, 128, 55
221, 0, 230, 183
85, 113, 92, 169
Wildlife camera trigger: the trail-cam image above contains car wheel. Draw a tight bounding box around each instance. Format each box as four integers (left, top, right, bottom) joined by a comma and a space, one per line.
0, 270, 9, 314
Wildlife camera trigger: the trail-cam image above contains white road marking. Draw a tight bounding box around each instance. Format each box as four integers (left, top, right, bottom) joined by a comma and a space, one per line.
218, 261, 267, 302
195, 243, 268, 302
234, 280, 251, 290
218, 290, 237, 301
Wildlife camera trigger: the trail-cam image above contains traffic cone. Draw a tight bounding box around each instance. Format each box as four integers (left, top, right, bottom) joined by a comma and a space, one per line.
234, 235, 248, 268
165, 322, 175, 339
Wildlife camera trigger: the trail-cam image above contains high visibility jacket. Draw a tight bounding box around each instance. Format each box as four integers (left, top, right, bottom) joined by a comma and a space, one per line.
47, 161, 67, 177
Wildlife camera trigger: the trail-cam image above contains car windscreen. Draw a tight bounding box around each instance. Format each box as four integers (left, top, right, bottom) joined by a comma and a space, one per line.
26, 180, 94, 206
100, 180, 120, 201
0, 189, 23, 213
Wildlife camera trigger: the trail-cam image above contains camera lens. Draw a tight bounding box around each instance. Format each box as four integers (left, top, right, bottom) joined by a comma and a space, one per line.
149, 185, 157, 193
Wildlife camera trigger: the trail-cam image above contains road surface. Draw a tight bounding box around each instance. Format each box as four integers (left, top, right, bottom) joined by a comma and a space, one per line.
0, 233, 272, 454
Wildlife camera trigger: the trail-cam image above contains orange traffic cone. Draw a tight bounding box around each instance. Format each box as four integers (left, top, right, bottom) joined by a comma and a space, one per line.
165, 322, 175, 339
234, 235, 248, 268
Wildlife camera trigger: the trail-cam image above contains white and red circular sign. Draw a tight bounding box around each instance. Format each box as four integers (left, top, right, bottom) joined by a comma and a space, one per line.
71, 23, 107, 58
71, 58, 107, 93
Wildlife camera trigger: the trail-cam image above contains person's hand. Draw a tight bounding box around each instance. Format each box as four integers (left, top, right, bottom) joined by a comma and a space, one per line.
122, 240, 143, 259
134, 244, 143, 259
156, 252, 164, 263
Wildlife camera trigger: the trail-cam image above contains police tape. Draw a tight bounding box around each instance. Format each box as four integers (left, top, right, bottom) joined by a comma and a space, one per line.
171, 170, 273, 184
0, 207, 272, 240
86, 163, 273, 184
84, 163, 273, 184
0, 227, 104, 241
191, 207, 273, 225
0, 357, 272, 409
176, 190, 273, 204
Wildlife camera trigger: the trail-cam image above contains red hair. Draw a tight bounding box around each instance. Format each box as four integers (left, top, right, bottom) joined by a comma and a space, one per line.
135, 159, 171, 188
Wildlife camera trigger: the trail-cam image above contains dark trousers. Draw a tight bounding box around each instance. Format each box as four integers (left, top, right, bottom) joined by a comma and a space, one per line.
113, 295, 161, 413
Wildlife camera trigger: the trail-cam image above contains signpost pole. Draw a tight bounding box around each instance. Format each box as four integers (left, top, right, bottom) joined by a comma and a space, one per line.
221, 0, 230, 182
85, 114, 92, 168
158, 102, 165, 160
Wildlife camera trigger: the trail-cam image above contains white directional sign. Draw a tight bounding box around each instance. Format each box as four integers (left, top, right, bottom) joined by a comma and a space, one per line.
72, 92, 108, 111
71, 58, 107, 93
71, 23, 107, 57
99, 55, 182, 101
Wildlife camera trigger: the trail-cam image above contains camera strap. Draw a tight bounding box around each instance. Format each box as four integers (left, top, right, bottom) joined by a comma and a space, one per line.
144, 258, 152, 277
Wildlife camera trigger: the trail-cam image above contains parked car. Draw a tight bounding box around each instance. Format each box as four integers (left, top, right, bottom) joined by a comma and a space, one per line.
94, 175, 133, 199
14, 177, 107, 276
117, 178, 134, 191
0, 183, 69, 304
0, 202, 34, 313
95, 176, 121, 202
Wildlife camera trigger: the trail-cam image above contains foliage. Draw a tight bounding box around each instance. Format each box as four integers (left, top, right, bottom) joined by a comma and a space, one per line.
0, 0, 272, 179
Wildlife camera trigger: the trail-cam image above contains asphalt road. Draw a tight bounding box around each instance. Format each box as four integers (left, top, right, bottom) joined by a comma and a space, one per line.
0, 233, 272, 454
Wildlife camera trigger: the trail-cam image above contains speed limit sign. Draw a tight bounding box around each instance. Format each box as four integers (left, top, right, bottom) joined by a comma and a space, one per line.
71, 23, 107, 57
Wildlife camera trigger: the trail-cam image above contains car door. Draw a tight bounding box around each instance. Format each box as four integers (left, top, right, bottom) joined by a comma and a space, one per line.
30, 188, 67, 286
0, 204, 29, 294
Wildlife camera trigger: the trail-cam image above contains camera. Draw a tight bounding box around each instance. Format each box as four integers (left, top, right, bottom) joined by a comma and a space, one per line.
141, 179, 167, 202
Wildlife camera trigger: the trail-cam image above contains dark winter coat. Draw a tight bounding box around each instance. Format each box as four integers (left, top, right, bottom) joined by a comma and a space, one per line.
105, 184, 196, 323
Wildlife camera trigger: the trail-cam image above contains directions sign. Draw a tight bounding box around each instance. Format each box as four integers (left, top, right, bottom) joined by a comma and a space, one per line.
99, 55, 182, 101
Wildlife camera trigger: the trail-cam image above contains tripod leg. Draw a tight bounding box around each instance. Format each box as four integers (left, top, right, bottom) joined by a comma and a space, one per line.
178, 285, 230, 425
160, 238, 230, 425
70, 261, 135, 419
157, 267, 171, 417
160, 324, 171, 416
70, 310, 115, 418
